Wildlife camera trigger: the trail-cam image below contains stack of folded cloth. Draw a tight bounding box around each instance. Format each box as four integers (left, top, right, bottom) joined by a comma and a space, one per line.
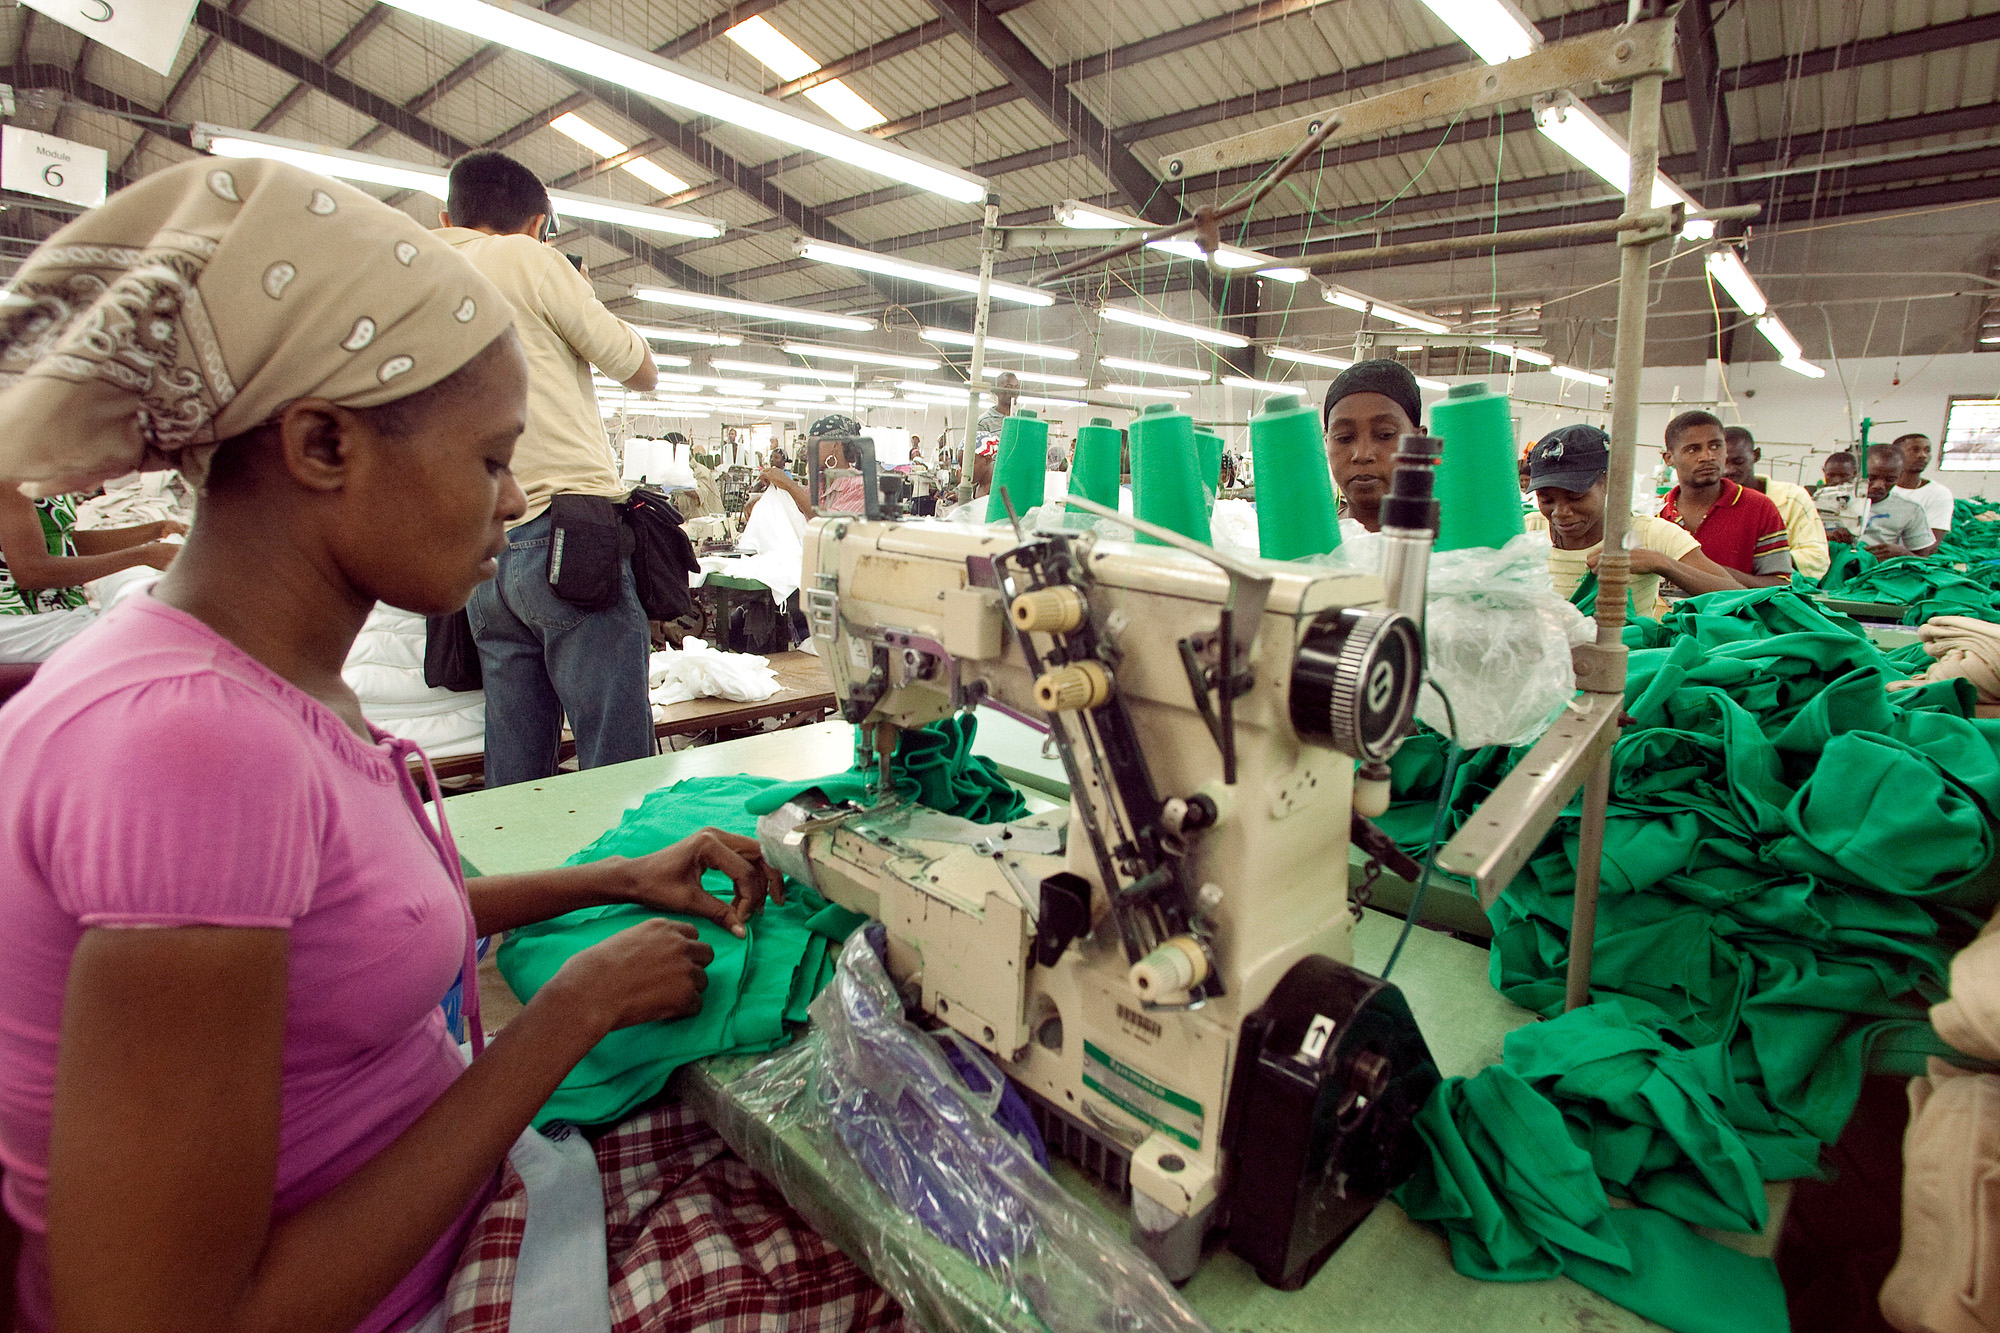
1887, 614, 2000, 716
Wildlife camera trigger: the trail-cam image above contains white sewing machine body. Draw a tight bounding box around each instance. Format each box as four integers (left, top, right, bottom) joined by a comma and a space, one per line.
761, 513, 1439, 1287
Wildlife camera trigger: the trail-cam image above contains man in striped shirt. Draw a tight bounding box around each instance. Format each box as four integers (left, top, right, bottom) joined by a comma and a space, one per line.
1658, 409, 1793, 587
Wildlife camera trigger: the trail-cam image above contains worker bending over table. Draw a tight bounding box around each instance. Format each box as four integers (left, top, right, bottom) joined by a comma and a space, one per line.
1722, 425, 1830, 579
0, 162, 821, 1333
1837, 442, 1940, 559
1658, 410, 1793, 588
1521, 425, 1740, 616
0, 485, 183, 665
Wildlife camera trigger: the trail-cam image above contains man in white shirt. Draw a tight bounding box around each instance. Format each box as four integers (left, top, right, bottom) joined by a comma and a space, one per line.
1894, 433, 1955, 546
436, 151, 660, 786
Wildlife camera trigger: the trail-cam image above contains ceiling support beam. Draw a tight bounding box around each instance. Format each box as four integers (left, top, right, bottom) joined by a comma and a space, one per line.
921, 0, 1178, 224
1677, 0, 1740, 362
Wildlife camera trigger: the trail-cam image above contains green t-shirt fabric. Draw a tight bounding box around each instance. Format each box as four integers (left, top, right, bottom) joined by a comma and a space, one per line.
1383, 587, 2000, 1333
497, 774, 867, 1128
743, 713, 1029, 824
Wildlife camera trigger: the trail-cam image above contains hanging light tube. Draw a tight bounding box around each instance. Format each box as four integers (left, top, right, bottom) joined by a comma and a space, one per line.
1222, 375, 1305, 394
796, 240, 1054, 306
1414, 0, 1541, 65
1552, 365, 1611, 386
978, 366, 1088, 388
1703, 249, 1768, 316
192, 125, 726, 239
1100, 306, 1250, 349
780, 343, 939, 371
377, 0, 987, 203
1780, 359, 1827, 379
631, 325, 743, 347
633, 288, 875, 333
1481, 342, 1555, 366
650, 353, 693, 367
919, 328, 1079, 361
708, 358, 856, 383
1101, 384, 1193, 400
1100, 355, 1211, 382
1531, 93, 1715, 240
1321, 285, 1452, 334
1268, 347, 1354, 372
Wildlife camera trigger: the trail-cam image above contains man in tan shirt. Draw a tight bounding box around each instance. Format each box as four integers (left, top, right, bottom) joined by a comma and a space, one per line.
437, 151, 659, 786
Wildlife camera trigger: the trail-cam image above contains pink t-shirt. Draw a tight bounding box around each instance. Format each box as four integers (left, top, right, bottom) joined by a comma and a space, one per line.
0, 596, 486, 1333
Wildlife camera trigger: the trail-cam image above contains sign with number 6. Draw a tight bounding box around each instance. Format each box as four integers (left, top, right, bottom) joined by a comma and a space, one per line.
2, 126, 108, 208
19, 0, 199, 77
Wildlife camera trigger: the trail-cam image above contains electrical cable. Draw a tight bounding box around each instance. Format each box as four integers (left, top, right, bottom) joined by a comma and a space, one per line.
1382, 679, 1460, 981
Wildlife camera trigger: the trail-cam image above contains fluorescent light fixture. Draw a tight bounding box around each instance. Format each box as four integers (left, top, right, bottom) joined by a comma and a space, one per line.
1414, 375, 1449, 391
1532, 93, 1714, 240
1704, 249, 1768, 317
1056, 199, 1146, 229
1552, 365, 1611, 386
1481, 342, 1555, 366
633, 287, 876, 332
379, 0, 985, 203
894, 380, 962, 395
549, 111, 690, 196
796, 240, 1054, 306
849, 389, 898, 402
631, 325, 742, 347
656, 372, 768, 393
1099, 306, 1250, 349
611, 406, 708, 418
1259, 267, 1313, 283
918, 327, 1079, 361
1018, 394, 1086, 409
1755, 316, 1803, 362
1145, 238, 1308, 282
1321, 285, 1451, 334
757, 409, 810, 421
1981, 333, 2000, 345
979, 366, 1088, 388
1102, 383, 1193, 400
651, 353, 693, 367
189, 126, 728, 240
1780, 358, 1827, 379
782, 343, 939, 371
1101, 355, 1211, 382
1222, 375, 1304, 394
723, 16, 887, 130
709, 358, 856, 383
1268, 347, 1353, 372
1415, 0, 1540, 65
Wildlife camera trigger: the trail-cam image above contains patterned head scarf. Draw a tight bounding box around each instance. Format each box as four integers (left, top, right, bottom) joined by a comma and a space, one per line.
0, 157, 513, 494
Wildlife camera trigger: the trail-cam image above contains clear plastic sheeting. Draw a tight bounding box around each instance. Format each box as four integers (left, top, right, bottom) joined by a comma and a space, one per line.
1337, 530, 1591, 748
717, 927, 1215, 1333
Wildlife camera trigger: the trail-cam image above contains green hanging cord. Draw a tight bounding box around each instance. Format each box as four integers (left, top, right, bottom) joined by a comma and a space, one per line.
1383, 680, 1461, 980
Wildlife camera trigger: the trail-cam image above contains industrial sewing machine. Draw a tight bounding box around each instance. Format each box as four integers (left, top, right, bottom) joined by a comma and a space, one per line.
757, 453, 1450, 1290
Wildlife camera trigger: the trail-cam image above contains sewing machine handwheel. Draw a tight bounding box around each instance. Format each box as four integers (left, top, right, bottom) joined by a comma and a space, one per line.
1289, 608, 1422, 763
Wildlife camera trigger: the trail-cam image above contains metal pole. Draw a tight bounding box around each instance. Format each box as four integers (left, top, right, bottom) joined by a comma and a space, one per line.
1564, 750, 1612, 1011
1279, 204, 1757, 275
959, 191, 1000, 506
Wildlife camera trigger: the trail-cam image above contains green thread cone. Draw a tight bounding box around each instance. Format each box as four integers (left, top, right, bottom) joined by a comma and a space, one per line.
1069, 417, 1123, 514
1428, 381, 1524, 552
1250, 393, 1340, 560
1194, 426, 1225, 506
1128, 402, 1211, 546
985, 410, 1048, 523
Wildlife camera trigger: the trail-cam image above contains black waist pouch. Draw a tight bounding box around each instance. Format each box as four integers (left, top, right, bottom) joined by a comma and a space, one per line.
623, 485, 701, 622
423, 609, 483, 692
547, 493, 630, 611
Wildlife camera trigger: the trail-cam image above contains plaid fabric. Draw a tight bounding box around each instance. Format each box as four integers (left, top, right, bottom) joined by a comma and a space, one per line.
444, 1103, 909, 1333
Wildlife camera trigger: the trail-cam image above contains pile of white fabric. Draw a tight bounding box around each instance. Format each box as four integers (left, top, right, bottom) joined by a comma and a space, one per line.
648, 636, 779, 716
342, 604, 485, 757
73, 471, 194, 531
695, 489, 807, 607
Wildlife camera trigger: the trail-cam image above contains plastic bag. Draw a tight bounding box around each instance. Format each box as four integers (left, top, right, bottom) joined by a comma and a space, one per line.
721, 927, 1214, 1333
1332, 531, 1588, 748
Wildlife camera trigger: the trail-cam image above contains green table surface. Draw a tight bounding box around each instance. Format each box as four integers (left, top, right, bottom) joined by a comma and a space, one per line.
445, 723, 1672, 1332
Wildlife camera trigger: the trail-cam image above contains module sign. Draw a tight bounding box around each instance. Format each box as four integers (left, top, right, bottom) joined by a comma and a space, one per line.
2, 126, 108, 208
19, 0, 198, 77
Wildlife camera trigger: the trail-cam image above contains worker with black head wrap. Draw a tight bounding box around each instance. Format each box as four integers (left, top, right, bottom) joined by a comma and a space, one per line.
762, 413, 866, 518
1323, 359, 1424, 532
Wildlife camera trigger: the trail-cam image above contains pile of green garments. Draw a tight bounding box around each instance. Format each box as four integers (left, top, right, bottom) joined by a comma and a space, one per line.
499, 774, 871, 1128
498, 719, 1027, 1128
1380, 588, 2000, 1333
1802, 497, 2000, 624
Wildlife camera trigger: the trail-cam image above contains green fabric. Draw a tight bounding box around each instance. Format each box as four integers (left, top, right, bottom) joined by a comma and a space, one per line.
742, 714, 1029, 824
1386, 588, 2000, 1333
497, 774, 867, 1128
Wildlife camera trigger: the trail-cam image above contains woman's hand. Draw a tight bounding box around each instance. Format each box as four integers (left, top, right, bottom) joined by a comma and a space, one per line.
622, 827, 786, 936
548, 918, 716, 1034
140, 541, 180, 570
158, 519, 189, 539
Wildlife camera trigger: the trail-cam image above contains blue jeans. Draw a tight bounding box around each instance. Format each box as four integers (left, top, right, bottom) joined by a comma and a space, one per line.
467, 510, 654, 787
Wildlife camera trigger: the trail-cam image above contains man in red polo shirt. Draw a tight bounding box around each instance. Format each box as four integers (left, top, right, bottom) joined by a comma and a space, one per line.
1658, 409, 1793, 587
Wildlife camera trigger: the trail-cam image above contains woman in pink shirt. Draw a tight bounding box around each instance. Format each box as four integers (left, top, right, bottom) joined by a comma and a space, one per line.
0, 161, 780, 1333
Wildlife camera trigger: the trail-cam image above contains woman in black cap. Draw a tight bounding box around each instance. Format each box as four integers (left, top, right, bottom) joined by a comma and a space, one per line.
1323, 359, 1425, 532
1524, 423, 1739, 616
